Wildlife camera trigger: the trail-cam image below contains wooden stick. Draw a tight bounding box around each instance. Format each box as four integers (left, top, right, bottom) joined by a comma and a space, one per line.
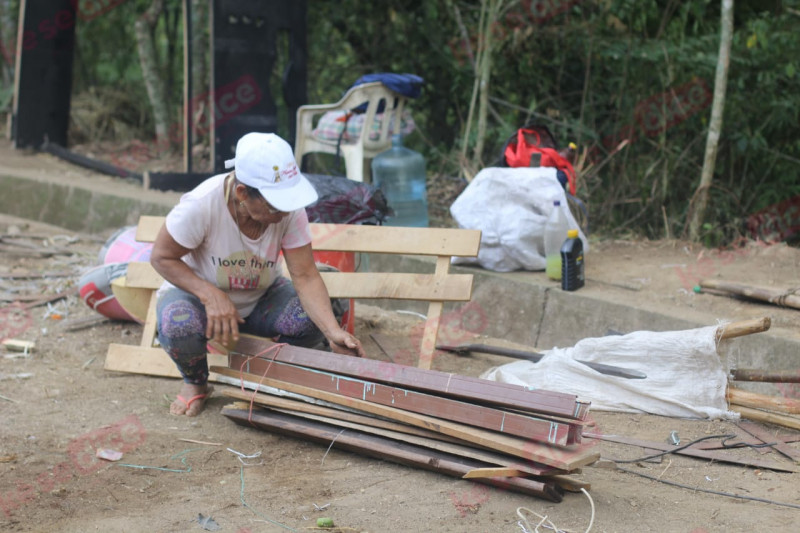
700, 279, 800, 310
463, 467, 526, 479
731, 369, 800, 383
728, 388, 800, 415
716, 317, 771, 341
732, 405, 800, 432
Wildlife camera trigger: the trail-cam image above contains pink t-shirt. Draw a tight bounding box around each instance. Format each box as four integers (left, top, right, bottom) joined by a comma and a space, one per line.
161, 173, 311, 317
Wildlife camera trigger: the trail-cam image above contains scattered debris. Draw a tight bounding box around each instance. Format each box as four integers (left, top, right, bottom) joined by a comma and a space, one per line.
0, 372, 34, 381
2, 338, 34, 353
226, 448, 263, 466
196, 513, 221, 531
96, 448, 124, 462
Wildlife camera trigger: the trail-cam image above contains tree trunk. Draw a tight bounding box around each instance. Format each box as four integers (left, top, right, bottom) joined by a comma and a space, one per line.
190, 0, 208, 138
135, 0, 170, 145
687, 0, 734, 241
473, 1, 498, 170
0, 0, 16, 88
460, 0, 505, 181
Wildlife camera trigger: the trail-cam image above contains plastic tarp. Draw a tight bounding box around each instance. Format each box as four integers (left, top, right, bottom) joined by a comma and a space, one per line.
304, 173, 391, 225
481, 326, 737, 419
450, 167, 588, 272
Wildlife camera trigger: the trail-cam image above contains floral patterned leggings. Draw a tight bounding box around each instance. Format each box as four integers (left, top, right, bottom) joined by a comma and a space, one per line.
156, 277, 347, 385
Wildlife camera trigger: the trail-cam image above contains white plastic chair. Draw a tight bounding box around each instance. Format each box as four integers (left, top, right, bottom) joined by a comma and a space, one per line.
294, 82, 408, 182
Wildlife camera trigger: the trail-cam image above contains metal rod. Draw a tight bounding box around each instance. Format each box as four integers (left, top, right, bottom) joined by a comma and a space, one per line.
436, 343, 647, 380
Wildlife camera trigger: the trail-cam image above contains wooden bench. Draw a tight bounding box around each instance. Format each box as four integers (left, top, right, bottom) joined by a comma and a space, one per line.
104, 216, 481, 377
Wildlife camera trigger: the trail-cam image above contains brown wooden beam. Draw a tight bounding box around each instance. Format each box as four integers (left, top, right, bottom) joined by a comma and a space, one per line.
731, 369, 800, 384
222, 406, 564, 502
229, 338, 589, 420
222, 388, 565, 477
222, 358, 580, 445
211, 366, 600, 471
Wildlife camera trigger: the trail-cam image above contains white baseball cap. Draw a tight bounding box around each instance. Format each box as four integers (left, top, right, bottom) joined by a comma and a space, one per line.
225, 132, 318, 212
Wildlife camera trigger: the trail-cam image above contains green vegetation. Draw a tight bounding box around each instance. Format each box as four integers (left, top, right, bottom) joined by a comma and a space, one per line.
0, 0, 797, 244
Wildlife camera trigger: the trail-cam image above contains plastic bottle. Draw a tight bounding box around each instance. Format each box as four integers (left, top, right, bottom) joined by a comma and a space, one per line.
371, 134, 429, 227
561, 229, 585, 291
544, 200, 569, 280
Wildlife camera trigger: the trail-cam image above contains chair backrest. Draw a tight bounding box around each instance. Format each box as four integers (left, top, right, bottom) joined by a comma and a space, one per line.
331, 82, 407, 151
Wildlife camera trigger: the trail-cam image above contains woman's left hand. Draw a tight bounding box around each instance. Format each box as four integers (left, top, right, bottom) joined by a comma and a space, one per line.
326, 329, 366, 358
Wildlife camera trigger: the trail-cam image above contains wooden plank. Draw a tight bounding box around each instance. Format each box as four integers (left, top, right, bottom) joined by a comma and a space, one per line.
222, 388, 465, 443
736, 421, 800, 464
125, 262, 164, 289
139, 292, 159, 348
584, 433, 799, 473
318, 272, 474, 301
122, 261, 474, 301
105, 344, 227, 381
463, 467, 525, 479
417, 256, 451, 369
135, 216, 166, 242
221, 407, 563, 502
222, 389, 565, 477
132, 217, 481, 257
212, 365, 600, 471
110, 277, 150, 324
220, 358, 579, 445
230, 340, 587, 420
309, 224, 481, 256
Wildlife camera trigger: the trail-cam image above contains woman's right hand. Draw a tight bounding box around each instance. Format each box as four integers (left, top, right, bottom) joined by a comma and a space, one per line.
200, 286, 244, 349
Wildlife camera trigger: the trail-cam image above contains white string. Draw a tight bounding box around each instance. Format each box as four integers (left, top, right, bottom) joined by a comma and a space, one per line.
227, 448, 264, 466
516, 488, 595, 533
321, 429, 346, 466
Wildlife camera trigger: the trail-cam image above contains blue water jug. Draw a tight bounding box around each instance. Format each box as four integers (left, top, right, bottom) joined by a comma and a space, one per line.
371, 134, 429, 227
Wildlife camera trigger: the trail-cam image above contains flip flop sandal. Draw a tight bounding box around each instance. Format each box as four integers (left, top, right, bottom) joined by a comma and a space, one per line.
175, 393, 209, 410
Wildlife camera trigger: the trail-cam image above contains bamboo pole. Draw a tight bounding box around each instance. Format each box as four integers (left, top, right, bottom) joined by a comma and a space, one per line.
731, 369, 800, 383
715, 317, 771, 341
687, 0, 733, 240
727, 387, 800, 415
732, 405, 800, 432
700, 279, 800, 310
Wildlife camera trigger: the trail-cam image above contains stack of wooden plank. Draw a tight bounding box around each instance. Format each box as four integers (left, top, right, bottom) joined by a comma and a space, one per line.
212, 336, 601, 503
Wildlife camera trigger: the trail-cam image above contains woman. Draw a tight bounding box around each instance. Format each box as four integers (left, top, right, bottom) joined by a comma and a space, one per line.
150, 132, 365, 416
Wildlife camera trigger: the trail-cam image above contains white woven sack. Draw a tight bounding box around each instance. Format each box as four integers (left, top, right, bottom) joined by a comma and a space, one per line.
450, 167, 587, 272
481, 325, 737, 419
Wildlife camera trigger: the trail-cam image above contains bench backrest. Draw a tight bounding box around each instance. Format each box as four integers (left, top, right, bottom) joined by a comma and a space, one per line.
127, 216, 481, 369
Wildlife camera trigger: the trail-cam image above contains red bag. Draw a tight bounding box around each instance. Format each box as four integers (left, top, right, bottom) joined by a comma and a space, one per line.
504, 128, 576, 195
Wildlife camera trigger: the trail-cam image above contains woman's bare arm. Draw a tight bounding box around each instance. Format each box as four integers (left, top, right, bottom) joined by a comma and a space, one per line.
150, 225, 243, 347
283, 244, 365, 357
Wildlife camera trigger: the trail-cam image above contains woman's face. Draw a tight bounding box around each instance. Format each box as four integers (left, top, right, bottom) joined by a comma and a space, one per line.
238, 186, 289, 224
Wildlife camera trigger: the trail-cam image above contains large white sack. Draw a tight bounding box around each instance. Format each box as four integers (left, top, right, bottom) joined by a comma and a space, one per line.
450, 167, 587, 272
481, 326, 736, 419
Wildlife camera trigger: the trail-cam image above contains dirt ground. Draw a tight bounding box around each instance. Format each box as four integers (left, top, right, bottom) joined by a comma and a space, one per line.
1, 208, 800, 533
